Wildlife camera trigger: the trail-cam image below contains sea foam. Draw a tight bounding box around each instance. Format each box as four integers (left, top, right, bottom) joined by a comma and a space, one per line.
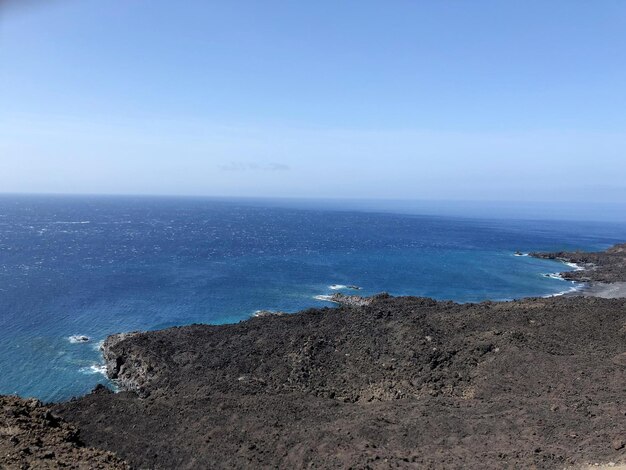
329, 284, 361, 290
79, 364, 107, 376
564, 262, 584, 271
543, 273, 565, 281
68, 335, 90, 344
543, 285, 581, 298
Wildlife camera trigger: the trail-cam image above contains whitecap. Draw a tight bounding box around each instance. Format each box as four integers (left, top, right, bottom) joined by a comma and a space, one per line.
79, 364, 107, 376
53, 221, 91, 225
329, 284, 361, 290
563, 262, 584, 271
68, 335, 90, 344
314, 294, 338, 303
543, 285, 581, 298
329, 284, 348, 290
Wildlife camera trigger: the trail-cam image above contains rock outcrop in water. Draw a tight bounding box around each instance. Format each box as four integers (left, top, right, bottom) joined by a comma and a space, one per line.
4, 243, 626, 469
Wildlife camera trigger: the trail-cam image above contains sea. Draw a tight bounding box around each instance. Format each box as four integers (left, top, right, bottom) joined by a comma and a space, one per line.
1, 195, 625, 402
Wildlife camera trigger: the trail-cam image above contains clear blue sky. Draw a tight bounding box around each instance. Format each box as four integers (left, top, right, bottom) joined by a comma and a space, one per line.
1, 0, 626, 203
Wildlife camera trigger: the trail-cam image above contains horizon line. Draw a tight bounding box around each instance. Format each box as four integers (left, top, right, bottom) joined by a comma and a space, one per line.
2, 191, 626, 207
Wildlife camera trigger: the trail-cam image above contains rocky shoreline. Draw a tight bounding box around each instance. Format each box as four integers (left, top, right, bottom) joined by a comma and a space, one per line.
2, 244, 626, 469
531, 243, 626, 299
531, 243, 626, 284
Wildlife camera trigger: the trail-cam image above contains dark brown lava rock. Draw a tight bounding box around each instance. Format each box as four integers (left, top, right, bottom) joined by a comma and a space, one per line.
0, 395, 128, 469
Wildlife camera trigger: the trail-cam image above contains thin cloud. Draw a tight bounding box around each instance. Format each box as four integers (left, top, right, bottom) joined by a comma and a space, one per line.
218, 161, 290, 172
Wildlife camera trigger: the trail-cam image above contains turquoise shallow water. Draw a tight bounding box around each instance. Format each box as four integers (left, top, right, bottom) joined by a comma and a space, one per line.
0, 195, 625, 402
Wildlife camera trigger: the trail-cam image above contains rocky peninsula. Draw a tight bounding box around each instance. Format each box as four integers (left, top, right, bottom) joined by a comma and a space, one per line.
2, 244, 626, 468
531, 243, 626, 298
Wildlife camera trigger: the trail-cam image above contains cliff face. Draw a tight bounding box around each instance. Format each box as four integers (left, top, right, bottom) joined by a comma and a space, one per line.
101, 332, 150, 397
56, 294, 626, 469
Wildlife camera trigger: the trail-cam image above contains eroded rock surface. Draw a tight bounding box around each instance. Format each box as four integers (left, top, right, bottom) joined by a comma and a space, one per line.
0, 395, 128, 469
55, 294, 626, 469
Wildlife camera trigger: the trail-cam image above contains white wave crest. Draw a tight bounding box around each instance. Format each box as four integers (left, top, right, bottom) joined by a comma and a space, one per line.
543, 285, 581, 298
329, 284, 361, 290
564, 262, 584, 271
79, 364, 107, 376
53, 221, 91, 225
68, 335, 90, 344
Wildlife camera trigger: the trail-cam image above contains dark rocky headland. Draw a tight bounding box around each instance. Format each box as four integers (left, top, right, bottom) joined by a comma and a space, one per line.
2, 244, 626, 469
531, 244, 626, 283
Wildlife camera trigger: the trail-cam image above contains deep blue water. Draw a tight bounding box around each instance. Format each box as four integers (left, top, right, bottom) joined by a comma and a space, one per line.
1, 195, 625, 402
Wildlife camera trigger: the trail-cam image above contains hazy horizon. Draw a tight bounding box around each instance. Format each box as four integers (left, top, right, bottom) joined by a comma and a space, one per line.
2, 192, 626, 223
2, 1, 626, 204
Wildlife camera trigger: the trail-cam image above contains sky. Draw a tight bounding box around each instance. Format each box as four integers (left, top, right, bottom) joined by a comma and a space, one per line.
1, 0, 626, 204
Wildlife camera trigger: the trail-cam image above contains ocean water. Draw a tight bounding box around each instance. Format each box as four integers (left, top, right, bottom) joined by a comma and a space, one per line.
1, 195, 625, 402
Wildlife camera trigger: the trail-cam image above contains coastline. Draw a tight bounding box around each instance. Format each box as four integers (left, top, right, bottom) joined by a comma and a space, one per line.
571, 281, 626, 298
542, 259, 586, 298
3, 243, 626, 469
530, 243, 626, 299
